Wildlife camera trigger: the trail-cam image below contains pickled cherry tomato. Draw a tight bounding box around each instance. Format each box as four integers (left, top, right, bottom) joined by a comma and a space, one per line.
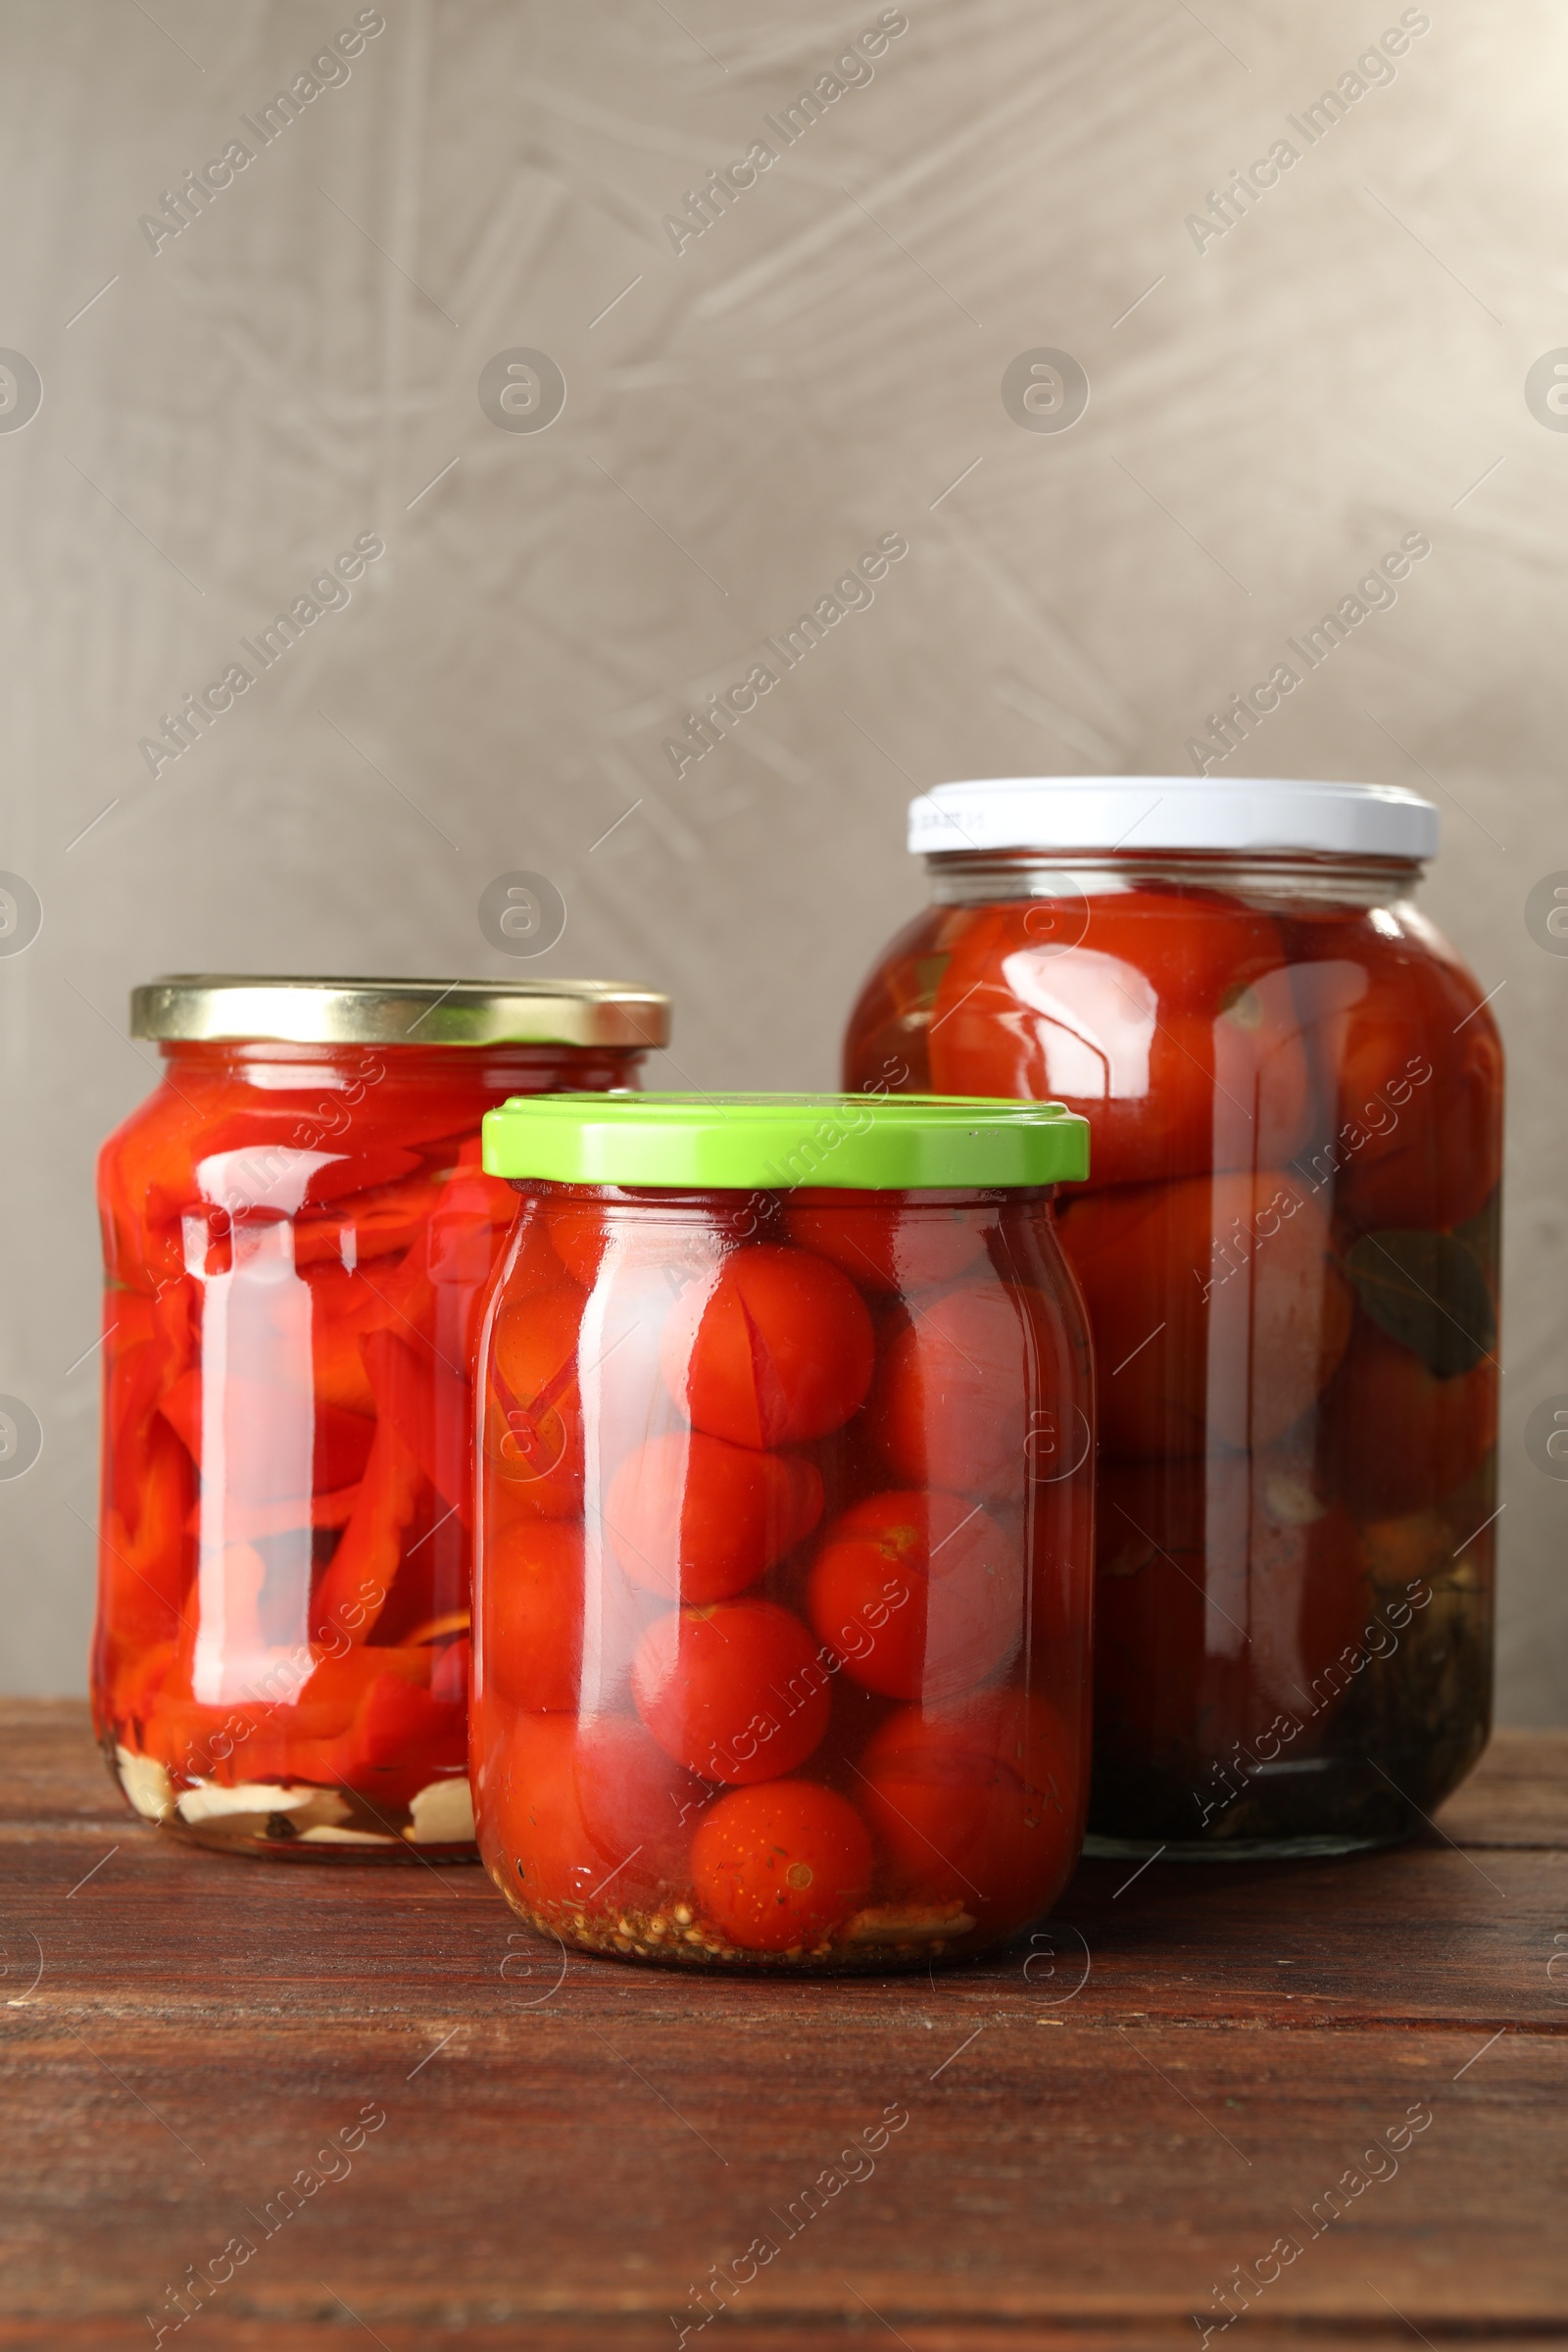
1328, 1317, 1498, 1519
925, 896, 1315, 1187
548, 1196, 736, 1289
488, 1284, 584, 1515
487, 1203, 566, 1304
866, 1286, 1034, 1496
858, 1690, 1074, 1916
545, 1199, 600, 1287
661, 1245, 875, 1448
806, 1491, 1020, 1701
573, 1714, 713, 1886
692, 1782, 873, 1952
632, 1600, 830, 1785
783, 1195, 985, 1296
1057, 1171, 1353, 1455
839, 901, 965, 1094
483, 1520, 583, 1711
1291, 912, 1503, 1234
485, 1711, 595, 1910
607, 1431, 823, 1605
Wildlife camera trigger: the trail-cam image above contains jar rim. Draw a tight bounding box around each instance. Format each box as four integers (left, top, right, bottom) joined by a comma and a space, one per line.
129, 975, 670, 1050
907, 777, 1438, 861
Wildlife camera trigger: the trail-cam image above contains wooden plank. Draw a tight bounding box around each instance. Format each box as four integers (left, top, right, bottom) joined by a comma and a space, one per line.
1434, 1729, 1568, 1847
3, 2008, 1563, 2336
5, 1801, 1564, 2034
3, 1707, 1564, 2342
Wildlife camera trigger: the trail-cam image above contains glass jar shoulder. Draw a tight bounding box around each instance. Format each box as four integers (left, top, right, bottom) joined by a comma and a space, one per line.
843, 903, 989, 1092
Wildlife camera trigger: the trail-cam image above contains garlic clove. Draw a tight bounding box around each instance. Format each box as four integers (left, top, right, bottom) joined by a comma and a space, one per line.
116, 1745, 175, 1824
404, 1778, 475, 1845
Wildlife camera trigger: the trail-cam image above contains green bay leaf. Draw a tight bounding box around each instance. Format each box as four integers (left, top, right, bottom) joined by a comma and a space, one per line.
1343, 1228, 1496, 1379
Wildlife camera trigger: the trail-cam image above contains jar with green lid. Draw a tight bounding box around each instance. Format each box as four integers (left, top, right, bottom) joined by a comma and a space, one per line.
93, 974, 668, 1858
472, 1091, 1094, 1971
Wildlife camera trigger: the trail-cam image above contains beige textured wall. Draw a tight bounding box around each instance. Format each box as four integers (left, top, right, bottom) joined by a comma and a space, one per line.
2, 0, 1564, 1715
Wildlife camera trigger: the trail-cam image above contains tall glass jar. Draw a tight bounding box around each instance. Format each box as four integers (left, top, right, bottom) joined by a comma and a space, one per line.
93, 975, 668, 1858
845, 779, 1503, 1855
471, 1093, 1094, 1970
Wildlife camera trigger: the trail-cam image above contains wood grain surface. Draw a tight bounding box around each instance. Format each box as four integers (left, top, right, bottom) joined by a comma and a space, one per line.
1, 1704, 1564, 2347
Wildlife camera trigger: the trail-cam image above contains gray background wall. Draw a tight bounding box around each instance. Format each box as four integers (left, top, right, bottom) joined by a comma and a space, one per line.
2, 0, 1564, 1714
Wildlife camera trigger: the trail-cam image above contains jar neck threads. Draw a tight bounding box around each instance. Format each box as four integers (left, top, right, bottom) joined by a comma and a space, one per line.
923, 850, 1426, 912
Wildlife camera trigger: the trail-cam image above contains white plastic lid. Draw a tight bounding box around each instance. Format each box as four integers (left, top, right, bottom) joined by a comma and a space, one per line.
907, 777, 1438, 861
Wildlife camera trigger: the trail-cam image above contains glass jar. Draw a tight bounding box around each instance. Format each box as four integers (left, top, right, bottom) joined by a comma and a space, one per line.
845, 779, 1503, 1857
93, 975, 668, 1858
472, 1093, 1093, 1971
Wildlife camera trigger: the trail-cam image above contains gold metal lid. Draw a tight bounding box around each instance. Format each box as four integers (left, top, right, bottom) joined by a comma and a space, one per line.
129, 975, 671, 1050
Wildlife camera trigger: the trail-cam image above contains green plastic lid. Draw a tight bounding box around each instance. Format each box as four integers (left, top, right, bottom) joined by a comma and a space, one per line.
481, 1093, 1089, 1190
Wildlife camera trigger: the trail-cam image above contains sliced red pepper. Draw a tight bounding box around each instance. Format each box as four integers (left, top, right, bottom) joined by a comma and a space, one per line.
292, 1172, 438, 1267
310, 1419, 426, 1642
158, 1369, 373, 1492
428, 1634, 469, 1705
102, 1420, 192, 1646
361, 1327, 472, 1527
331, 1668, 465, 1782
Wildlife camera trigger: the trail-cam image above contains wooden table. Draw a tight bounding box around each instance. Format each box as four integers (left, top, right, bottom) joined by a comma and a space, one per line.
2, 1703, 1564, 2349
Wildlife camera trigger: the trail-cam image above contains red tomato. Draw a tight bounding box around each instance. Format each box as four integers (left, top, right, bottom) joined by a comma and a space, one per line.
866, 1284, 1042, 1497
573, 1714, 714, 1889
1327, 1316, 1498, 1520
806, 1491, 1020, 1702
482, 1519, 583, 1711
486, 1285, 583, 1516
692, 1781, 873, 1952
606, 1430, 823, 1605
926, 894, 1315, 1186
857, 1690, 1076, 1922
841, 901, 970, 1095
661, 1245, 875, 1448
632, 1600, 830, 1785
481, 1710, 598, 1913
469, 1201, 562, 1314
1057, 1170, 1353, 1456
783, 1194, 985, 1296
550, 1194, 746, 1289
547, 1197, 607, 1288
1290, 910, 1503, 1234
1095, 1451, 1369, 1769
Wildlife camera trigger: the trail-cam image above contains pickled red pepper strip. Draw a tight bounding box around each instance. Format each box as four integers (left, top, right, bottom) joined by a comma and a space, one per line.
361, 1328, 474, 1526
310, 1419, 424, 1642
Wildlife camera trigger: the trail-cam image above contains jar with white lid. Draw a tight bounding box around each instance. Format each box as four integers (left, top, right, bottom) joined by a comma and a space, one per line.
845, 778, 1502, 1855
